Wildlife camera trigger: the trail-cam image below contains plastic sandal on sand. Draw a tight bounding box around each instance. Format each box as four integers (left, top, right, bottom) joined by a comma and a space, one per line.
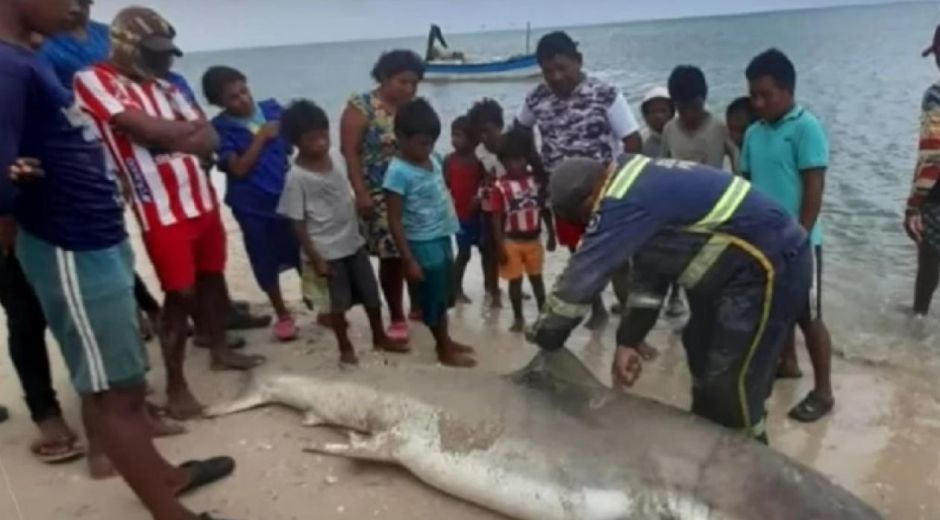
176, 456, 236, 496
273, 316, 298, 342
386, 321, 409, 342
788, 391, 834, 423
31, 436, 86, 464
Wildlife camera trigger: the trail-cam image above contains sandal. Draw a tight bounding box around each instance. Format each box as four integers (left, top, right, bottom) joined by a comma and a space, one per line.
788, 391, 834, 423
176, 456, 236, 496
386, 321, 409, 342
30, 435, 86, 464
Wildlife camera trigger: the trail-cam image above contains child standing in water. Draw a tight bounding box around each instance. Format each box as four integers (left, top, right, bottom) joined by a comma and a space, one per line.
492, 128, 556, 332
385, 99, 476, 367
205, 66, 300, 341
277, 100, 408, 365
444, 116, 485, 303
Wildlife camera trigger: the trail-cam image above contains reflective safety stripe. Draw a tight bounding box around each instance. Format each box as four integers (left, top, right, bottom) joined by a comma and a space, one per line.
751, 417, 767, 437
626, 292, 666, 309
677, 234, 732, 288
724, 235, 775, 437
545, 293, 590, 319
604, 156, 651, 199
692, 177, 750, 229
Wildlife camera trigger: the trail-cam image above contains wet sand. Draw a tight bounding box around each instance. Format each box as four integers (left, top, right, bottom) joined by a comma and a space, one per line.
1, 215, 939, 520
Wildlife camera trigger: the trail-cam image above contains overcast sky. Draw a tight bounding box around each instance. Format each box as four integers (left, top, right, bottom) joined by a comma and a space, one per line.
92, 0, 903, 51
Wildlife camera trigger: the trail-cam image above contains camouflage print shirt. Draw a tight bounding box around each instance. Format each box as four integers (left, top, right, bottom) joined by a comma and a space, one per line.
516, 77, 640, 172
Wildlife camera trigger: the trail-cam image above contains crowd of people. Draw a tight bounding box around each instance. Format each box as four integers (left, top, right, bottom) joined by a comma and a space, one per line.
2, 1, 938, 519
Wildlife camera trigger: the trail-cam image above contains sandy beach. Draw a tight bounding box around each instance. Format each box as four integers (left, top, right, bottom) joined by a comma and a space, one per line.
1, 211, 939, 520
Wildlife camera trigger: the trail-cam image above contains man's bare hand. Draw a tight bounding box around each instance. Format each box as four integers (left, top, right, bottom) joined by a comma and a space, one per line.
9, 158, 44, 183
612, 347, 643, 390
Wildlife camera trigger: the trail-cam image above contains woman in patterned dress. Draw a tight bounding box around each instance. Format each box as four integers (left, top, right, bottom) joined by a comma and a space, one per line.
341, 50, 425, 340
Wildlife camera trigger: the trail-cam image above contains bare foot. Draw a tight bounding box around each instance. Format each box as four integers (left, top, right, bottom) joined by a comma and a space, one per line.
339, 349, 360, 366
448, 340, 475, 354
317, 313, 333, 329
438, 348, 477, 368
374, 335, 411, 354
509, 319, 525, 333
88, 450, 116, 480
637, 342, 659, 361
776, 363, 803, 380
584, 309, 609, 331
456, 291, 472, 304
211, 351, 266, 371
166, 390, 204, 421
145, 403, 186, 437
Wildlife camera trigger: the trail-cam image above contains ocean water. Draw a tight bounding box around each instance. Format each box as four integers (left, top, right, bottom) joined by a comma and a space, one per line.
176, 2, 940, 370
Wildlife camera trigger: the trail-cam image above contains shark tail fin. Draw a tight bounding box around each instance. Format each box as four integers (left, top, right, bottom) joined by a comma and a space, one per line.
204, 370, 271, 418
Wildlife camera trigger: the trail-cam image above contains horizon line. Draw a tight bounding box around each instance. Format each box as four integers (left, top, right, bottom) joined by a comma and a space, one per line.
182, 0, 920, 55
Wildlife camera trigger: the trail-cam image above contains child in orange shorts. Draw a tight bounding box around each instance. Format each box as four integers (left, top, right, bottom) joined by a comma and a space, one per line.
490, 128, 556, 332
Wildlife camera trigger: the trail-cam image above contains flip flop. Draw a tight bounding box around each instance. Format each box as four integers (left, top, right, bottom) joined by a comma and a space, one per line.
30, 435, 86, 464
176, 456, 236, 496
788, 391, 834, 423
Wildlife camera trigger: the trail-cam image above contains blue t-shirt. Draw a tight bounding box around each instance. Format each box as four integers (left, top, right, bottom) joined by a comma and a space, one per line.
212, 99, 290, 216
39, 21, 110, 90
0, 43, 126, 251
383, 156, 459, 242
740, 105, 828, 246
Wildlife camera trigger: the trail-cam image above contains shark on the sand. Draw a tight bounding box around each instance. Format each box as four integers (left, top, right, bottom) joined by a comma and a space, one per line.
207, 349, 882, 520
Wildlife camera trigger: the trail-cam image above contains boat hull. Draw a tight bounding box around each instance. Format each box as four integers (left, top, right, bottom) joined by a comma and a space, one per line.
425, 54, 540, 82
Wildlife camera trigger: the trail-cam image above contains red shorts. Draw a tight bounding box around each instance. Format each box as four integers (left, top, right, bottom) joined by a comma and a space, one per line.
143, 210, 227, 292
555, 216, 586, 249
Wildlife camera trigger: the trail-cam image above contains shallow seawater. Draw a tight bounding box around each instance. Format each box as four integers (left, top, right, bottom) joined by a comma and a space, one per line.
177, 1, 940, 372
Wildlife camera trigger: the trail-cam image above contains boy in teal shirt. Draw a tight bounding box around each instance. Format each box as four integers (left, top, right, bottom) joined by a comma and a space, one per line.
741, 48, 834, 423
385, 99, 476, 368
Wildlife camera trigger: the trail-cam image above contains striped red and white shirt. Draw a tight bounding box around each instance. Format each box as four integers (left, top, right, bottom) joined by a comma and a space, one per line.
491, 176, 542, 236
74, 63, 216, 232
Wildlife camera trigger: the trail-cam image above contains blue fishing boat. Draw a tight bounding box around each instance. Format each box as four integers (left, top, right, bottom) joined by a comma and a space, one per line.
424, 24, 540, 83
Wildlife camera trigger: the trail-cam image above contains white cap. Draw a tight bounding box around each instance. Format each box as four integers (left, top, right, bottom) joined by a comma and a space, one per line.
642, 86, 670, 107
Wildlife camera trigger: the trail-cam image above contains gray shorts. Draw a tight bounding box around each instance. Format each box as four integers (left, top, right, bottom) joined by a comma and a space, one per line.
326, 248, 381, 313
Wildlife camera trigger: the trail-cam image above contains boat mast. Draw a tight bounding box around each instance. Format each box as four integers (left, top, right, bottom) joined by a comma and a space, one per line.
526, 22, 531, 54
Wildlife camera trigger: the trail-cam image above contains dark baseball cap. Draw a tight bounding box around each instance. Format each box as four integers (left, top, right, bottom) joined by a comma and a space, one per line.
923, 24, 940, 57
111, 7, 182, 57
549, 158, 610, 222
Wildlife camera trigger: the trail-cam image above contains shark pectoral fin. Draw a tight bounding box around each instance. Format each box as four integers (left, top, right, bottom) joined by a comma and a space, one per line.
303, 430, 401, 464
301, 411, 326, 428
204, 392, 268, 418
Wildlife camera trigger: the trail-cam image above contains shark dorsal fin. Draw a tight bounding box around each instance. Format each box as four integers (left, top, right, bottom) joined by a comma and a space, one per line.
512, 348, 608, 395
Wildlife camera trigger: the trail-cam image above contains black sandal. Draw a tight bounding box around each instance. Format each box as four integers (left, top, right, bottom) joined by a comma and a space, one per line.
788, 391, 834, 423
176, 456, 236, 496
